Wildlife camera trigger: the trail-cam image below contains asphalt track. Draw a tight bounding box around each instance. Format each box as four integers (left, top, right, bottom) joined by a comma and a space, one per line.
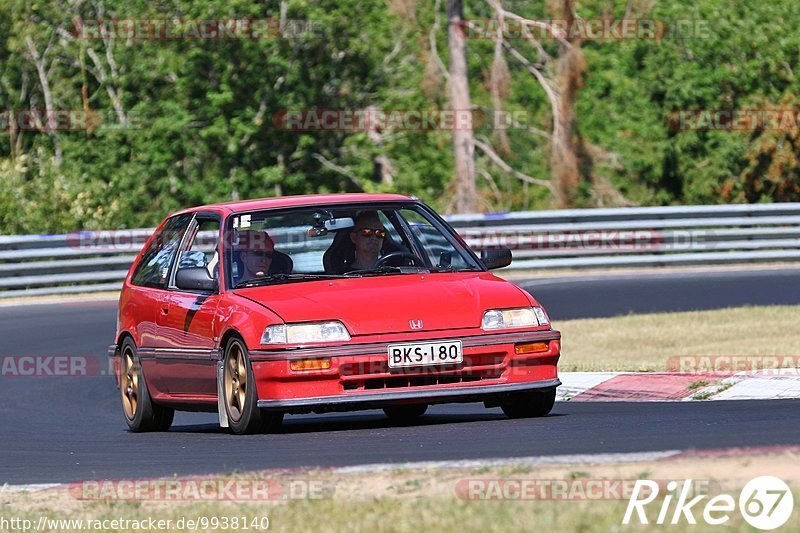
518, 267, 800, 319
1, 267, 799, 484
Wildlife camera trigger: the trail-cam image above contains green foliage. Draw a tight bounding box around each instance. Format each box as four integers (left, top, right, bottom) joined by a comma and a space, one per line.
577, 0, 800, 205
1, 0, 799, 233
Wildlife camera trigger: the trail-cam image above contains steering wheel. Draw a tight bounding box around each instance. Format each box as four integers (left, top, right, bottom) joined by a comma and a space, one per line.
373, 251, 425, 269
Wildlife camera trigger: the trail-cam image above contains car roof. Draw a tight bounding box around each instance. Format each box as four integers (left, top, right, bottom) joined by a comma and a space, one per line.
176, 193, 417, 216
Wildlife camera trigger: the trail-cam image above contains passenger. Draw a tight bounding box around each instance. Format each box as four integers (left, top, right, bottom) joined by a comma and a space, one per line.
349, 211, 388, 270
236, 229, 275, 283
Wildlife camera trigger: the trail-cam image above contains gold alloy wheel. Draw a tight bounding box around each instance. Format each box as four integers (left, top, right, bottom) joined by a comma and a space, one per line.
225, 342, 248, 422
121, 346, 139, 420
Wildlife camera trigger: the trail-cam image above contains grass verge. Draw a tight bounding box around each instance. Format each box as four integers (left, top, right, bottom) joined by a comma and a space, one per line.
556, 305, 800, 372
3, 448, 800, 532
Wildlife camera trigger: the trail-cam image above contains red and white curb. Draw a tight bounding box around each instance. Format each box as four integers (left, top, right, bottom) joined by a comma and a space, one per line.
557, 371, 800, 401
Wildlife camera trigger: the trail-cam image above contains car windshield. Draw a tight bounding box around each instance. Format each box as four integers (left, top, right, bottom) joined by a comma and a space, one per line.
226, 203, 481, 288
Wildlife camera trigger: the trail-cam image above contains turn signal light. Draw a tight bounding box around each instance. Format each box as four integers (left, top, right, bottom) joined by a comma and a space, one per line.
514, 342, 549, 355
290, 358, 332, 371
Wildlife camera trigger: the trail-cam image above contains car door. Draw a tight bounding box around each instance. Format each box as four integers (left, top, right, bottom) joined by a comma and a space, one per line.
128, 213, 193, 395
155, 214, 222, 396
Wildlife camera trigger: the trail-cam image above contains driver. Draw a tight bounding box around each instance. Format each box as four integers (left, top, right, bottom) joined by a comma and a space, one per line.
348, 211, 388, 271
236, 229, 275, 283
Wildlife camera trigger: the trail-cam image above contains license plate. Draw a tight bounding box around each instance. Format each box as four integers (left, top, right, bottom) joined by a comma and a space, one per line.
387, 340, 463, 368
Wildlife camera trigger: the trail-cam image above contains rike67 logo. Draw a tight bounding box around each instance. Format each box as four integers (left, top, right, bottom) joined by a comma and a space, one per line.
623, 476, 794, 530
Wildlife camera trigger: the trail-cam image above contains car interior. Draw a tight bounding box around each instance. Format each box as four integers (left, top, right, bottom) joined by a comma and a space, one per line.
230, 229, 294, 286
322, 225, 414, 274
224, 207, 457, 283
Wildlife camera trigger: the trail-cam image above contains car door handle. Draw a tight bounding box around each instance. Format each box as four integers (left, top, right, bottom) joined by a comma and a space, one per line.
161, 307, 169, 315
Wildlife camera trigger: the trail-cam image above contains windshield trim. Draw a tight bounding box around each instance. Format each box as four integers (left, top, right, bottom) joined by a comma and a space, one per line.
221, 200, 486, 292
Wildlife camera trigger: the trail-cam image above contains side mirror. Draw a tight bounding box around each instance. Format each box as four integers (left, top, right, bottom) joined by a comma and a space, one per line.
481, 247, 512, 270
175, 267, 217, 292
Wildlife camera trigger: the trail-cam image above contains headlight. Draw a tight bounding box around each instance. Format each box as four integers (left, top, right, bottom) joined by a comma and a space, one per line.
261, 321, 351, 345
481, 307, 548, 330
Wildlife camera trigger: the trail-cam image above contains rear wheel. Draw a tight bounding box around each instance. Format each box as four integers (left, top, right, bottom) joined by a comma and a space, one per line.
223, 337, 283, 435
120, 338, 174, 432
383, 404, 428, 423
500, 389, 556, 419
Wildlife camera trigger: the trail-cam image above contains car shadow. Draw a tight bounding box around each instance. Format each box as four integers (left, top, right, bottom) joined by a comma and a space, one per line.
280, 412, 507, 434
167, 410, 565, 435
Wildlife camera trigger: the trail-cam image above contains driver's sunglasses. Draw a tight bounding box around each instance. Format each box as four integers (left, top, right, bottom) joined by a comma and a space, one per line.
355, 228, 387, 239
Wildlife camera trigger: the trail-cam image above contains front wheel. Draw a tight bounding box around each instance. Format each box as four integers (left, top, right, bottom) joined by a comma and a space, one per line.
120, 338, 174, 432
223, 337, 283, 435
500, 389, 556, 419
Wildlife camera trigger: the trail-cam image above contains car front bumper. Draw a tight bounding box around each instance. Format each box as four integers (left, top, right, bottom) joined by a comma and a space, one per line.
250, 329, 561, 413
256, 379, 560, 411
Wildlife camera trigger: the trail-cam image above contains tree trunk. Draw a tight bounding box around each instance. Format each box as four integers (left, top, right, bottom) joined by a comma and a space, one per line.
25, 37, 62, 166
447, 0, 478, 213
365, 106, 396, 186
550, 0, 585, 208
490, 2, 511, 155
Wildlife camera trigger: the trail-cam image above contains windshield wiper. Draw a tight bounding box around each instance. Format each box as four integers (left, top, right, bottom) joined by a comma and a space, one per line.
344, 265, 428, 277
427, 266, 481, 273
234, 273, 345, 288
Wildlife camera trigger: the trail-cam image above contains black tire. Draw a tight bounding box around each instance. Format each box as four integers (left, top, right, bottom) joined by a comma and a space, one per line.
120, 338, 174, 432
500, 389, 556, 419
222, 337, 283, 435
383, 404, 428, 423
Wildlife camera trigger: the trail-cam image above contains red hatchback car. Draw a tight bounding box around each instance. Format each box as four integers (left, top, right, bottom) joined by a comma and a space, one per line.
109, 194, 561, 434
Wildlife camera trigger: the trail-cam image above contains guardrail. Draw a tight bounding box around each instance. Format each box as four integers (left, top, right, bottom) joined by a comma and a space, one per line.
1, 203, 799, 298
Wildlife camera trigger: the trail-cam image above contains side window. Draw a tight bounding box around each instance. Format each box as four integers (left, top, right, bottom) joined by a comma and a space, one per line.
378, 211, 404, 245
176, 218, 221, 279
399, 209, 470, 269
131, 214, 191, 289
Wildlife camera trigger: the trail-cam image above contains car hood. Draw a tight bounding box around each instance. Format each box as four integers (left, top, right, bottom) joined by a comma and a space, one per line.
233, 272, 533, 336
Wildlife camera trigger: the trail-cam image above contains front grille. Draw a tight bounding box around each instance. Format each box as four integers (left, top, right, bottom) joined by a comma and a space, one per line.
339, 353, 505, 377
340, 351, 507, 391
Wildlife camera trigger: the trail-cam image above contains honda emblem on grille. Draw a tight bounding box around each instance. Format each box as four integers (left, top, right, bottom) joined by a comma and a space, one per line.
409, 319, 424, 330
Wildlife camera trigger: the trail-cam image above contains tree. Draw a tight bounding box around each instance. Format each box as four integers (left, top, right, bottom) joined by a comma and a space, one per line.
446, 0, 478, 213
481, 0, 586, 208
549, 0, 585, 208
